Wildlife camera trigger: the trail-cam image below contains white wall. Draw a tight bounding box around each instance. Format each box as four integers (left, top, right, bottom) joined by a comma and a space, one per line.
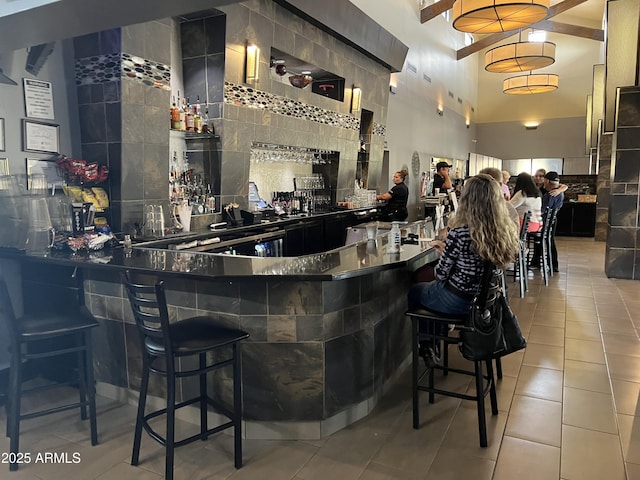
349, 0, 479, 218
0, 39, 80, 175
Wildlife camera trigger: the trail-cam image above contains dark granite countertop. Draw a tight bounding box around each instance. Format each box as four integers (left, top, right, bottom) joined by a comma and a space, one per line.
0, 220, 439, 281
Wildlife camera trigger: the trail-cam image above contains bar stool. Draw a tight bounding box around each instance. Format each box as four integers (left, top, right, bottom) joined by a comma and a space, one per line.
527, 208, 558, 286
122, 271, 249, 480
406, 267, 501, 448
513, 210, 531, 298
0, 272, 98, 471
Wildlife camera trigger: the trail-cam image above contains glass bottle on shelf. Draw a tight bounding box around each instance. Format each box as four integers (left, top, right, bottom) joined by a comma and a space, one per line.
170, 96, 180, 130
185, 97, 195, 132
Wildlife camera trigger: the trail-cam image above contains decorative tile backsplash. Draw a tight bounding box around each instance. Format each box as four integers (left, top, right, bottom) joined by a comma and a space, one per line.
224, 82, 386, 136
75, 53, 171, 90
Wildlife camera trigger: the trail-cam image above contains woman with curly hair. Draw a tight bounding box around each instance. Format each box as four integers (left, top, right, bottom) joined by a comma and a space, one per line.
408, 174, 519, 315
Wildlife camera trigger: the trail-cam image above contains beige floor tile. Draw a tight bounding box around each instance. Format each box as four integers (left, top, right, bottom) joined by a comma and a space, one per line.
493, 436, 560, 480
565, 320, 601, 341
228, 441, 319, 480
603, 332, 640, 357
617, 414, 640, 465
565, 309, 598, 324
527, 325, 565, 347
95, 462, 163, 480
372, 397, 458, 475
610, 379, 640, 416
522, 343, 565, 371
599, 318, 637, 336
531, 312, 566, 328
514, 365, 564, 402
561, 425, 626, 480
563, 359, 611, 393
356, 462, 424, 480
564, 337, 606, 364
562, 387, 618, 434
496, 350, 524, 377
625, 462, 640, 480
608, 353, 640, 383
504, 395, 562, 447
439, 405, 507, 460
425, 446, 496, 480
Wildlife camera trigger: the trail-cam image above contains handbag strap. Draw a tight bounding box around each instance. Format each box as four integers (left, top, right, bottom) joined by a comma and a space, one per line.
474, 260, 495, 309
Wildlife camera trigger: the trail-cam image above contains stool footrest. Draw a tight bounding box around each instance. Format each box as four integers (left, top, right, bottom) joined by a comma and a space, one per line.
141, 395, 236, 448
19, 400, 92, 422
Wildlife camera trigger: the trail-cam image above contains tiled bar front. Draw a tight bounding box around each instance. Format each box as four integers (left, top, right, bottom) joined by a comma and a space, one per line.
84, 265, 412, 439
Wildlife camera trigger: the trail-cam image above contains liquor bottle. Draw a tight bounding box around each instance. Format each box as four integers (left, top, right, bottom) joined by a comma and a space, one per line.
201, 108, 212, 134
185, 98, 195, 132
179, 95, 187, 131
170, 96, 180, 130
193, 96, 202, 133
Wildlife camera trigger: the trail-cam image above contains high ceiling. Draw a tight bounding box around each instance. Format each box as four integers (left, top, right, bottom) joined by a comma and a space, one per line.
421, 0, 607, 124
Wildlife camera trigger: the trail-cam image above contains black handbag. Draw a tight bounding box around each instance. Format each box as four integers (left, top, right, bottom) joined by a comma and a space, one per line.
494, 294, 527, 358
459, 264, 527, 361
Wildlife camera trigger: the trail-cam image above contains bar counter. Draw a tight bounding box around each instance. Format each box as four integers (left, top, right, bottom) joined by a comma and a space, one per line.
0, 218, 439, 440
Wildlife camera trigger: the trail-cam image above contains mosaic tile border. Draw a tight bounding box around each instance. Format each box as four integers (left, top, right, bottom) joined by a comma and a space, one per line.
74, 53, 171, 90
224, 82, 386, 136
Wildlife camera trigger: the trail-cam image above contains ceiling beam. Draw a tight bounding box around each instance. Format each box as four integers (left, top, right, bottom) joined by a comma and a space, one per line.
420, 0, 455, 24
455, 0, 597, 60
535, 20, 605, 41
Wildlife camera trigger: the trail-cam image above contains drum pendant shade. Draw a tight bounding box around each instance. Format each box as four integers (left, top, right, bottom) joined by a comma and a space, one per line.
452, 0, 550, 34
503, 73, 559, 94
485, 41, 556, 73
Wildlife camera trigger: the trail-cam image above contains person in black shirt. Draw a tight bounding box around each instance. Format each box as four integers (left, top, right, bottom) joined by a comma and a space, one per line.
377, 169, 409, 221
432, 161, 453, 194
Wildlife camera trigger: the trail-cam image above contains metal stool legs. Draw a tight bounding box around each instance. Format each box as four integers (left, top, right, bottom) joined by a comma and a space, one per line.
410, 315, 498, 448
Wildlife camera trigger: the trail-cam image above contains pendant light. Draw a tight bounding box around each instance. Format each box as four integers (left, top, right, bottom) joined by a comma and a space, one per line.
452, 0, 550, 34
503, 73, 559, 94
485, 40, 555, 73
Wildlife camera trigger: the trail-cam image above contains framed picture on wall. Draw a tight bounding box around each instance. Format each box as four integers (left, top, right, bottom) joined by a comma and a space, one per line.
22, 119, 60, 154
26, 157, 64, 189
0, 118, 5, 151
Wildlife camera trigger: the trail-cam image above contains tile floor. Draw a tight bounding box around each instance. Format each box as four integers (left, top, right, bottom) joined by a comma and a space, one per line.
1, 237, 639, 479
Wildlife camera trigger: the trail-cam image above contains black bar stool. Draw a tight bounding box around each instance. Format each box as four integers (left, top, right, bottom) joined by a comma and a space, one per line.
406, 268, 501, 448
122, 271, 249, 480
527, 208, 558, 285
513, 210, 531, 298
0, 271, 98, 472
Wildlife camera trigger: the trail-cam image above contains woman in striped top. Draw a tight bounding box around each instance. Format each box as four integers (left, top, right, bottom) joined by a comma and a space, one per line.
408, 174, 519, 315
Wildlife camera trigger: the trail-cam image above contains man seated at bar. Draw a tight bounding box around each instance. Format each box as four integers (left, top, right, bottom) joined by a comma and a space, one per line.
432, 161, 453, 195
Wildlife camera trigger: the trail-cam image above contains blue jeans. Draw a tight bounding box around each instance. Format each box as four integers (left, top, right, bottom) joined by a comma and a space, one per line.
408, 280, 472, 315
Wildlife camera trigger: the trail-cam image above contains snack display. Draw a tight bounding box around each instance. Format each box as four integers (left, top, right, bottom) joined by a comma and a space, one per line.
56, 155, 109, 185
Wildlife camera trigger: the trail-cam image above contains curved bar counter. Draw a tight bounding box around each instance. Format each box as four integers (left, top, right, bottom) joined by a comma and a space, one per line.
0, 218, 439, 440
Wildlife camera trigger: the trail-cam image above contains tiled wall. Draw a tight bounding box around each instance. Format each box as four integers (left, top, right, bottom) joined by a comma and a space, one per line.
72, 20, 173, 234
605, 86, 640, 279
595, 133, 613, 241
216, 0, 390, 210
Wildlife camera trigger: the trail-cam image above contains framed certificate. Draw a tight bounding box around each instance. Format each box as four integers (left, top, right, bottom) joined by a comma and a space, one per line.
0, 118, 5, 151
22, 119, 60, 154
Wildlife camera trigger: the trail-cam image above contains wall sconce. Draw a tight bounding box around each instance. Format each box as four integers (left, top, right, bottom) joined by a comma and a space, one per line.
245, 43, 260, 84
389, 84, 397, 94
351, 86, 362, 114
466, 119, 470, 128
437, 105, 444, 116
524, 121, 539, 130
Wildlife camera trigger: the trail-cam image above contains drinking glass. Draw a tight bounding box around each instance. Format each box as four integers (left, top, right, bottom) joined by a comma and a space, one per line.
29, 174, 48, 195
